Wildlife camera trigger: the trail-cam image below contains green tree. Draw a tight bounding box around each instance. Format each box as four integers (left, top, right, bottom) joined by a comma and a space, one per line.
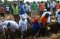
4, 0, 8, 5
4, 0, 7, 2
18, 0, 24, 2
0, 0, 2, 3
3, 0, 9, 7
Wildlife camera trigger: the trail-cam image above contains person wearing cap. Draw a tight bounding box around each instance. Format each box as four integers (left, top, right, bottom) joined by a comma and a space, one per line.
40, 13, 49, 36
32, 17, 41, 38
18, 1, 25, 19
2, 16, 19, 39
19, 14, 28, 39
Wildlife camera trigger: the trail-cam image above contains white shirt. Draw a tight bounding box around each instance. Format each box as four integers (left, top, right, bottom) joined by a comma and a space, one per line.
47, 3, 50, 8
52, 1, 56, 8
2, 20, 19, 32
37, 4, 39, 9
42, 12, 52, 23
19, 19, 27, 31
56, 9, 60, 17
6, 7, 9, 11
25, 4, 31, 12
56, 9, 60, 12
56, 10, 60, 23
29, 6, 31, 12
56, 14, 60, 23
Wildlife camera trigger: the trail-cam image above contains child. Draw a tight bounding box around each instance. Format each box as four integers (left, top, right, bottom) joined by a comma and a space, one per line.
19, 14, 27, 39
40, 13, 49, 36
32, 17, 41, 38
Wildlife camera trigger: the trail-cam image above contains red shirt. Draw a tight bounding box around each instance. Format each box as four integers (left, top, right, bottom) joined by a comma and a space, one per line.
55, 3, 60, 10
40, 16, 48, 28
40, 16, 48, 24
39, 3, 44, 11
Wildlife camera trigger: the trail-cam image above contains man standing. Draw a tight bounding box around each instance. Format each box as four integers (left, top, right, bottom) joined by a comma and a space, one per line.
19, 14, 27, 39
52, 1, 56, 13
0, 4, 4, 17
12, 3, 19, 23
31, 1, 37, 16
18, 1, 25, 19
25, 2, 31, 16
39, 1, 44, 16
55, 1, 60, 11
45, 1, 51, 11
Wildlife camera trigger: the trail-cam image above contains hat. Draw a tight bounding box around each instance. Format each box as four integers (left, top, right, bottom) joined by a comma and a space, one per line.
32, 17, 38, 22
21, 14, 27, 19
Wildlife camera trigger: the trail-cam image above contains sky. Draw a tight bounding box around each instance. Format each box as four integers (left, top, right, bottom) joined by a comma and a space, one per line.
2, 0, 47, 2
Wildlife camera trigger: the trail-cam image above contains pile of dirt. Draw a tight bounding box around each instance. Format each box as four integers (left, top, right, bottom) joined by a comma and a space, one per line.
5, 14, 14, 20
49, 34, 60, 39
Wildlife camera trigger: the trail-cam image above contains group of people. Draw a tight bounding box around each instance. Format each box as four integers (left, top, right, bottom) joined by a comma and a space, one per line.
0, 0, 60, 39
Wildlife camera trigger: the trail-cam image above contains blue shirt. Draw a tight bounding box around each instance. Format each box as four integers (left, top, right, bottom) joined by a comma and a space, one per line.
18, 4, 25, 15
32, 22, 41, 30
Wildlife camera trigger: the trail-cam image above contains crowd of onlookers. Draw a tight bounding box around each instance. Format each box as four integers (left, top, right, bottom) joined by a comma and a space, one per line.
0, 0, 60, 39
